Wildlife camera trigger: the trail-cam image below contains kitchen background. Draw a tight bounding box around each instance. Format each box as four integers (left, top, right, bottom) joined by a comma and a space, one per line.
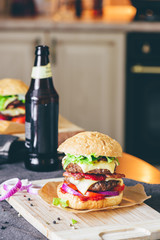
0, 0, 160, 167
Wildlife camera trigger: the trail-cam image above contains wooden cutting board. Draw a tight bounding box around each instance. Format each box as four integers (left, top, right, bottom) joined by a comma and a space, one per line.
6, 178, 160, 240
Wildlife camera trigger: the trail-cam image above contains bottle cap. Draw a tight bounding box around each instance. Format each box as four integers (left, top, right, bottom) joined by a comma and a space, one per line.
35, 45, 49, 56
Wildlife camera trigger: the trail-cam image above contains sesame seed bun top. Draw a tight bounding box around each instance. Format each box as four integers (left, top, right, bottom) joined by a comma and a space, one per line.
0, 78, 28, 95
58, 131, 122, 157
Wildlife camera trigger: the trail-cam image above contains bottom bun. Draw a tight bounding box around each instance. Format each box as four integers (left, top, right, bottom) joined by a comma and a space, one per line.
57, 183, 123, 210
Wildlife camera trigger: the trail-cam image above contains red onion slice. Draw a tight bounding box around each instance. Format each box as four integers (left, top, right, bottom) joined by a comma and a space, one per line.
61, 183, 82, 196
0, 178, 22, 201
98, 190, 119, 196
27, 184, 42, 195
20, 179, 32, 191
0, 178, 43, 199
3, 179, 32, 192
20, 183, 32, 191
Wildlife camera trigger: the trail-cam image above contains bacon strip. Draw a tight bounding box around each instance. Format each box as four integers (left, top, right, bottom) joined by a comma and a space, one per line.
63, 172, 83, 180
63, 172, 125, 180
106, 173, 125, 178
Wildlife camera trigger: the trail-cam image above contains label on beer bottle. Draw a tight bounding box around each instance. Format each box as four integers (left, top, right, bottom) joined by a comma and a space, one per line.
25, 121, 31, 148
31, 63, 52, 79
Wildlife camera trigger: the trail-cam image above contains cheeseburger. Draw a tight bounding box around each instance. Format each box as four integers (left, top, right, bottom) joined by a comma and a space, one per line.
0, 78, 28, 123
57, 131, 125, 210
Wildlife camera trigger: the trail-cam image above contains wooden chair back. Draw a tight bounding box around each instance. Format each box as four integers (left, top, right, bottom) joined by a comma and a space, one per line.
116, 152, 160, 184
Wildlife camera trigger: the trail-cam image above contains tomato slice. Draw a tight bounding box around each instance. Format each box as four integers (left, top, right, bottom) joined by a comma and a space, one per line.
64, 181, 78, 191
113, 184, 125, 192
0, 113, 8, 120
68, 183, 78, 191
83, 191, 105, 201
12, 116, 25, 124
85, 191, 104, 198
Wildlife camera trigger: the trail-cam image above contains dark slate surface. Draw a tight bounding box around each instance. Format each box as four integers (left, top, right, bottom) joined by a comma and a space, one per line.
0, 161, 160, 240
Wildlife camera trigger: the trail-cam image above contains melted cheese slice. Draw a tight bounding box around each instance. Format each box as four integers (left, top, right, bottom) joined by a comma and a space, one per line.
4, 96, 17, 109
69, 177, 123, 195
76, 161, 116, 174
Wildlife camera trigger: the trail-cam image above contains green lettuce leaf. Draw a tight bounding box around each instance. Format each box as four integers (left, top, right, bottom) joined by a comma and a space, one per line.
0, 96, 8, 111
52, 198, 69, 208
63, 153, 119, 169
71, 219, 78, 224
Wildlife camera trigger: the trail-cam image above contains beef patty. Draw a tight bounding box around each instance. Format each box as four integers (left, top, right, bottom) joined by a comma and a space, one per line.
64, 163, 115, 174
65, 177, 119, 192
88, 180, 119, 192
7, 99, 24, 109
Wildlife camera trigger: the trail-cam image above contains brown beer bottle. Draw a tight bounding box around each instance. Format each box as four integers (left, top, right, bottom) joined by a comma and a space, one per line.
25, 45, 59, 171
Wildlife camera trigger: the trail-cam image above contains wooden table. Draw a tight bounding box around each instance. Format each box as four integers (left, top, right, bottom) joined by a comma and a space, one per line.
5, 115, 83, 145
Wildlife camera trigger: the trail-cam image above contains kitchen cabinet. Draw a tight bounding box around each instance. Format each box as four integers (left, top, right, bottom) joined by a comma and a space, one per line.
0, 29, 126, 146
49, 32, 126, 146
0, 31, 45, 85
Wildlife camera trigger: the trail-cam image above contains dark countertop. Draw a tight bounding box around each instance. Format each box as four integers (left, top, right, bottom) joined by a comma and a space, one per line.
0, 161, 160, 240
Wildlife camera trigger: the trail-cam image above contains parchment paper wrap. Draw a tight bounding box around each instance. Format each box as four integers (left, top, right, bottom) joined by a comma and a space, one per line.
39, 181, 151, 213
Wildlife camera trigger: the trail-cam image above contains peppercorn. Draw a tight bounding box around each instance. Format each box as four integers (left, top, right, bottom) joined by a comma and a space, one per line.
53, 220, 57, 224
1, 226, 6, 230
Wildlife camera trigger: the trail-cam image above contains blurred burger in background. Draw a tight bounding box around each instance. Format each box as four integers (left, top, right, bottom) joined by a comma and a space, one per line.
0, 79, 28, 124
